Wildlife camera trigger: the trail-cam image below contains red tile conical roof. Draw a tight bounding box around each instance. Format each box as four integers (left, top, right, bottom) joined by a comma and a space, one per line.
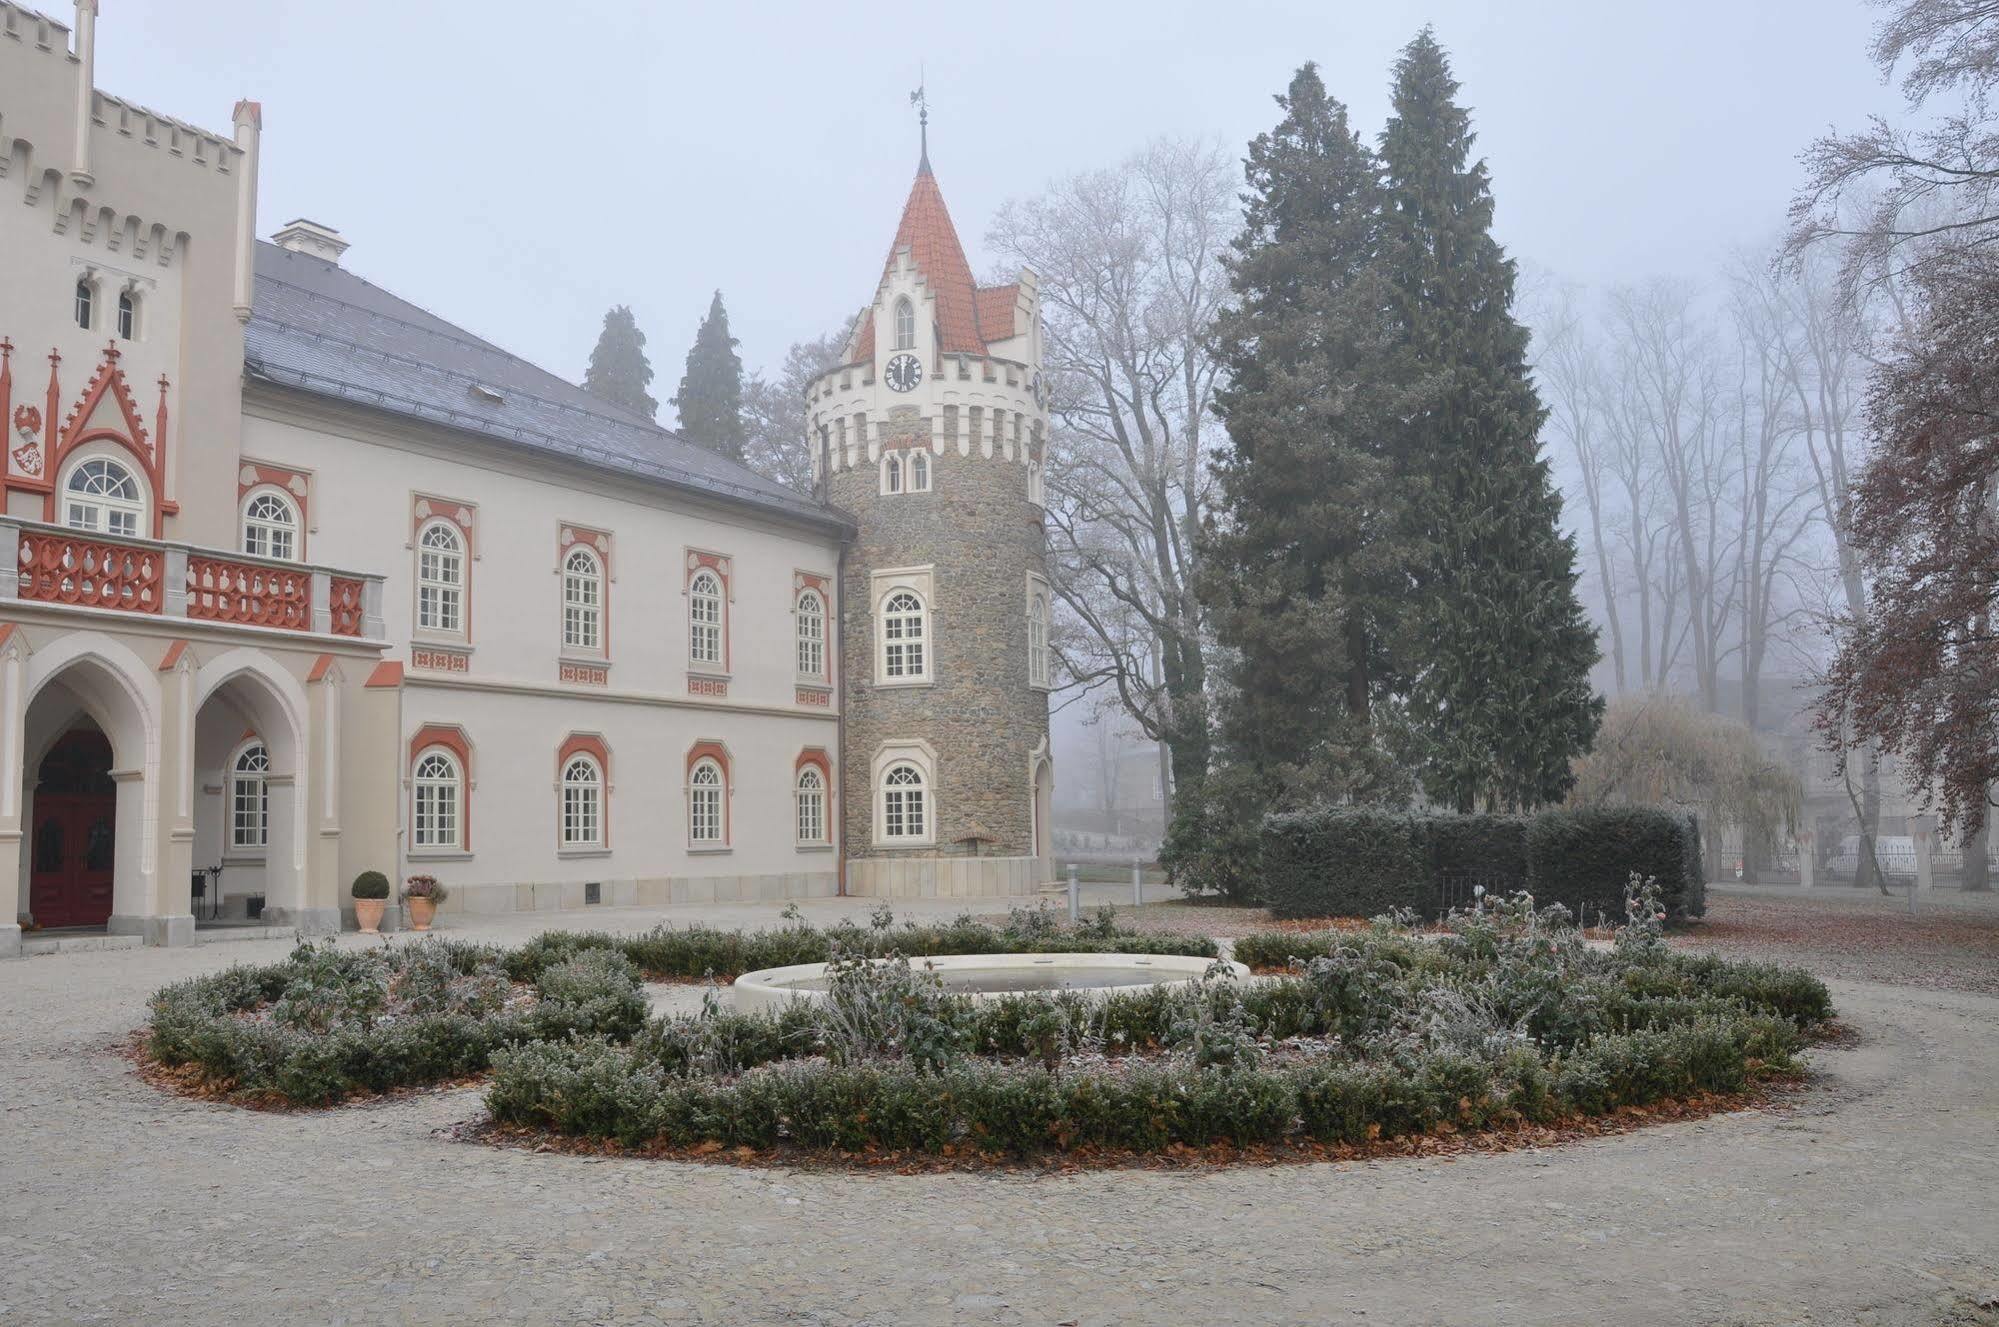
851, 162, 1014, 363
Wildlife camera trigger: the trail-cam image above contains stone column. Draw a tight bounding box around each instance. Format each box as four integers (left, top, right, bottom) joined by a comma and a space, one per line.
0, 628, 26, 958
1796, 826, 1815, 891
1913, 815, 1936, 893
305, 663, 344, 931
150, 647, 196, 945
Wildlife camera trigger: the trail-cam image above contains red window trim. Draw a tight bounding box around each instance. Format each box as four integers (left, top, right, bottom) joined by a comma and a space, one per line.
686, 739, 732, 846
557, 731, 611, 849
685, 549, 732, 674
408, 723, 473, 852
559, 524, 613, 659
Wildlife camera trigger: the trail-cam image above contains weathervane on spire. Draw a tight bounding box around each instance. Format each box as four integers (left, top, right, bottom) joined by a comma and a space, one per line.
910, 70, 930, 172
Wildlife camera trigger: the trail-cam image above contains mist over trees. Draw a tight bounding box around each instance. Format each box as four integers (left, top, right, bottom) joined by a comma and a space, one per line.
673, 291, 748, 462
582, 305, 659, 420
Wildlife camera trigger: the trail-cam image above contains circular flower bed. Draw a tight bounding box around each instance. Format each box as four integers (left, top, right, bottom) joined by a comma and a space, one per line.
142, 907, 1217, 1109
483, 896, 1833, 1161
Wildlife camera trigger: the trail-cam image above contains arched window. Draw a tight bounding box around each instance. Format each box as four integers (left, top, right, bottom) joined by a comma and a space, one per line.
74, 278, 94, 330
894, 297, 916, 351
412, 750, 462, 849
880, 589, 928, 681
795, 765, 827, 845
883, 452, 903, 495
1029, 592, 1051, 689
1027, 460, 1045, 507
910, 450, 930, 492
229, 742, 270, 851
242, 490, 300, 561
416, 521, 465, 634
62, 456, 144, 537
688, 569, 723, 666
881, 762, 927, 841
560, 755, 602, 847
562, 547, 603, 652
116, 289, 138, 340
688, 758, 724, 845
795, 588, 825, 678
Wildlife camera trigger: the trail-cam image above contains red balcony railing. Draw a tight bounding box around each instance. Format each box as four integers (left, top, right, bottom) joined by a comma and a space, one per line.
7, 520, 381, 639
16, 527, 165, 615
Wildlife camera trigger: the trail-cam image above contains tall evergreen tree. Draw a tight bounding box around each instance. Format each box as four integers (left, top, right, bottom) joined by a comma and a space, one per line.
672, 290, 748, 461
582, 305, 658, 420
1200, 64, 1410, 802
1377, 29, 1601, 812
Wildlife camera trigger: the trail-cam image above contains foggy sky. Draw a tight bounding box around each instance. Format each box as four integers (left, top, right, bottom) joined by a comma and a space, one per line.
97, 0, 1891, 406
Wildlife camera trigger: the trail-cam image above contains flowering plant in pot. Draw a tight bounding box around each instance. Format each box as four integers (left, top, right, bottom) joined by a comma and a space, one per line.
350, 871, 391, 934
402, 874, 448, 931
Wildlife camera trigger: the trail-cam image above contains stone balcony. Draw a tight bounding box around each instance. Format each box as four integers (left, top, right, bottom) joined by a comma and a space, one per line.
1, 517, 385, 639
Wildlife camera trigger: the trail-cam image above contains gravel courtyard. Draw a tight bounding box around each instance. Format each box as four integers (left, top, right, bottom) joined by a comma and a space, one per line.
2, 897, 1996, 1326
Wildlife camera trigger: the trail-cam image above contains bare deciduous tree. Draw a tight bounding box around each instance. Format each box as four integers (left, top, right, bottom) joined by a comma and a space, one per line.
988, 137, 1235, 817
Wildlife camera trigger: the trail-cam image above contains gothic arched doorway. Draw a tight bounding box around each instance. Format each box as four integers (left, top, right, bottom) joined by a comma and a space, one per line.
29, 730, 117, 929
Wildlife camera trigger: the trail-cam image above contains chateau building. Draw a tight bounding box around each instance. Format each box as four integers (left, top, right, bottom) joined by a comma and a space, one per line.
0, 1, 1052, 952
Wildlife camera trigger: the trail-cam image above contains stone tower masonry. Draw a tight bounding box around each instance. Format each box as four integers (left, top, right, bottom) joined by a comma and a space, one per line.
810, 152, 1054, 899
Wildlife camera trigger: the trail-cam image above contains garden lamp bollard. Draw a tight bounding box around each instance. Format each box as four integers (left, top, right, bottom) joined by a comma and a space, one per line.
1068, 863, 1080, 923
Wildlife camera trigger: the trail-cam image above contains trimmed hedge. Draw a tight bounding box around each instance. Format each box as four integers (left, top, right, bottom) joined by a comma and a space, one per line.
1263, 808, 1428, 920
487, 1013, 1801, 1156
1258, 804, 1703, 921
484, 905, 1828, 1158
1525, 806, 1704, 922
147, 941, 648, 1106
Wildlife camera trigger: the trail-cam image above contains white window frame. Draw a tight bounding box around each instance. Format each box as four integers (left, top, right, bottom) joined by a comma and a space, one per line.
416, 519, 466, 637
74, 277, 94, 330
562, 546, 604, 654
882, 452, 903, 495
559, 754, 603, 849
242, 489, 301, 562
1027, 459, 1045, 507
909, 449, 931, 492
795, 588, 826, 680
61, 455, 145, 537
228, 740, 270, 853
411, 749, 463, 851
116, 288, 138, 340
894, 296, 916, 351
878, 588, 930, 685
795, 765, 828, 846
1027, 582, 1052, 691
688, 569, 724, 668
878, 761, 931, 845
687, 757, 725, 847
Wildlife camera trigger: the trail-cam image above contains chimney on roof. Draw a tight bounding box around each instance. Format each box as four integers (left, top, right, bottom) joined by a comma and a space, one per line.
273, 219, 350, 265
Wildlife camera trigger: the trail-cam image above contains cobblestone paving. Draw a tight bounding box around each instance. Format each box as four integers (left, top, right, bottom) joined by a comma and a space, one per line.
1, 907, 1996, 1326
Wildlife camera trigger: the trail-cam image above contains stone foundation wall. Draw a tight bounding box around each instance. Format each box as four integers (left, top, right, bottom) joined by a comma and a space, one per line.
845, 855, 1043, 900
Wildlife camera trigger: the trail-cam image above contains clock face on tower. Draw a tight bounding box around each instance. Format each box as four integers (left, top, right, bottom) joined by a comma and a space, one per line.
885, 353, 923, 393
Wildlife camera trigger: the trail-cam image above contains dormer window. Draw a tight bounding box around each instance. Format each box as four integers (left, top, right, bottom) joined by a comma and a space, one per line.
894, 297, 916, 351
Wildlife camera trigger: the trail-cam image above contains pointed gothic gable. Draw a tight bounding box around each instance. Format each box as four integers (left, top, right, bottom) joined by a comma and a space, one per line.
848, 164, 1020, 365
61, 343, 153, 466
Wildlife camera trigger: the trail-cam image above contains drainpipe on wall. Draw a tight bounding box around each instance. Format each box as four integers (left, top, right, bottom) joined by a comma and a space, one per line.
834, 532, 850, 896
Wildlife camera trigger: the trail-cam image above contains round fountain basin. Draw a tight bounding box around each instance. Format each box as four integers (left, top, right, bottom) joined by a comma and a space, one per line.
731, 951, 1248, 1012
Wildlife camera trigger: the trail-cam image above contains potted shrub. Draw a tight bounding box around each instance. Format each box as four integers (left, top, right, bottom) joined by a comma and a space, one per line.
403, 874, 447, 932
351, 871, 391, 934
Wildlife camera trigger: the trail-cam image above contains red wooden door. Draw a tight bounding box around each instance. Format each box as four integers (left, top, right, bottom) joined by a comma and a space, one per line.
28, 733, 116, 929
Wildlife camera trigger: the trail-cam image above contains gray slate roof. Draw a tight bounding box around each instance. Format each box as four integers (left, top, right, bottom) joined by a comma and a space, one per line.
243, 242, 842, 531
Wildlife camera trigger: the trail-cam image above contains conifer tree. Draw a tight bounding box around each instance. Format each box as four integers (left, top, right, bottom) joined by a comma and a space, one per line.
1377, 29, 1601, 812
1200, 64, 1409, 802
582, 305, 658, 420
672, 291, 748, 461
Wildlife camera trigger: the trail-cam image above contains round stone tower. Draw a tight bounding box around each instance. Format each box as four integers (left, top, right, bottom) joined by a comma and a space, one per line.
811, 151, 1054, 899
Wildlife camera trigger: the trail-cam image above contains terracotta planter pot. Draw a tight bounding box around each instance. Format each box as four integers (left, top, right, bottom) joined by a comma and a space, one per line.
407, 897, 437, 932
354, 898, 386, 934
